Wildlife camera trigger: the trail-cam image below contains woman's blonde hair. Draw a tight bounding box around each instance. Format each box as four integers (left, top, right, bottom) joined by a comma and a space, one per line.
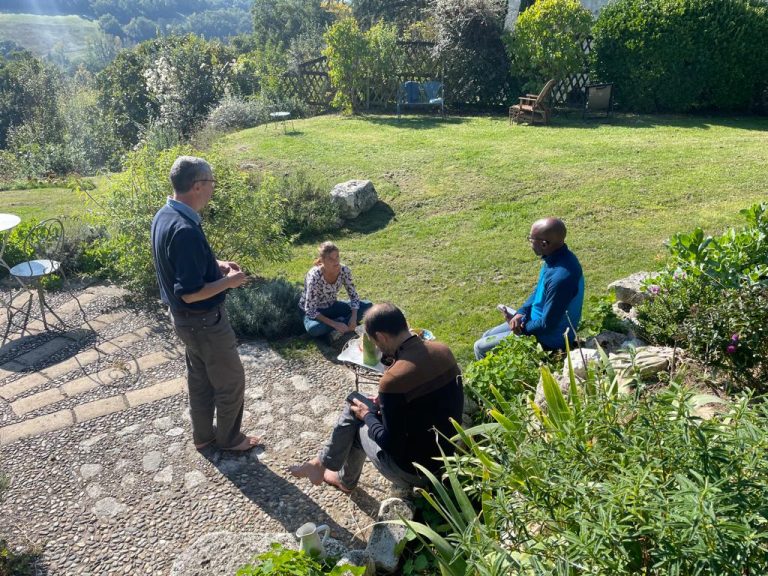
313, 241, 339, 266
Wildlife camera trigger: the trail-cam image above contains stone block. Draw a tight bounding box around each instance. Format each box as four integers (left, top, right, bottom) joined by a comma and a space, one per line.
125, 378, 185, 408
330, 179, 378, 219
607, 272, 653, 306
74, 395, 127, 423
365, 497, 414, 573
0, 371, 48, 401
335, 550, 376, 576
0, 409, 73, 446
11, 388, 65, 416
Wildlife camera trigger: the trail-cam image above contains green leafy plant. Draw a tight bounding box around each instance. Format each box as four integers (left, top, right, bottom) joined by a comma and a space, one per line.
508, 0, 593, 89
236, 543, 364, 576
637, 203, 768, 390
403, 347, 768, 574
225, 278, 305, 340
591, 0, 768, 112
578, 293, 627, 339
464, 335, 549, 405
84, 145, 290, 295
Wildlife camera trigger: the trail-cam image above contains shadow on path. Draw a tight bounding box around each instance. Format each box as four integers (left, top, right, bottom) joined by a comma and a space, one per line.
205, 450, 368, 548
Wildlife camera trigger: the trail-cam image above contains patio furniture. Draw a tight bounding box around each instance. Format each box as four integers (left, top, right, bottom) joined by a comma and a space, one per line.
337, 335, 385, 393
509, 79, 557, 125
583, 82, 614, 119
266, 111, 295, 133
397, 80, 445, 118
3, 218, 67, 342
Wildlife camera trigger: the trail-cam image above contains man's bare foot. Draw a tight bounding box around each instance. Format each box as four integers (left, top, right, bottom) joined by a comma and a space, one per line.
226, 435, 261, 452
289, 458, 325, 486
195, 440, 213, 450
323, 469, 352, 495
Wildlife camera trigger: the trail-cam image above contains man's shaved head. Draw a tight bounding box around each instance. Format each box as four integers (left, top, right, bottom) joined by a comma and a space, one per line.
529, 218, 567, 257
531, 218, 567, 242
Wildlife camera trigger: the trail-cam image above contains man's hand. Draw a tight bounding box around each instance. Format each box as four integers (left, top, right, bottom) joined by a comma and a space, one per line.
225, 268, 247, 289
508, 313, 525, 335
218, 260, 241, 275
350, 399, 370, 421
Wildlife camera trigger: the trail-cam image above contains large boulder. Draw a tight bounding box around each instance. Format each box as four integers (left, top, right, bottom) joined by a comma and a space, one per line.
608, 272, 654, 306
331, 179, 378, 219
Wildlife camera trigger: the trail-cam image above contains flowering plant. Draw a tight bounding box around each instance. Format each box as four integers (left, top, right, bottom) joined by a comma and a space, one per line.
637, 203, 768, 391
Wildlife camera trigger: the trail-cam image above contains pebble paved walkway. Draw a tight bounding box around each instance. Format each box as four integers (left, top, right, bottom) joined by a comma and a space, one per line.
0, 284, 390, 575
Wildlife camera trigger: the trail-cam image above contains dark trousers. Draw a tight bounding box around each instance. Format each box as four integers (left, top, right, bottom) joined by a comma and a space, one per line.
319, 404, 426, 490
170, 305, 246, 449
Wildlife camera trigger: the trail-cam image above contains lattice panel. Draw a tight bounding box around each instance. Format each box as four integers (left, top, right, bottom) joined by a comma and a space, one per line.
552, 37, 593, 106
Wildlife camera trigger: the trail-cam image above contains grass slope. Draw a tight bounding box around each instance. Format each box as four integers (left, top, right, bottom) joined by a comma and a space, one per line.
0, 186, 85, 221
0, 13, 99, 59
220, 113, 768, 363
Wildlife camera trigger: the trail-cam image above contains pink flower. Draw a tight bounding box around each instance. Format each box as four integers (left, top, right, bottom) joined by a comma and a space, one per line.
648, 285, 660, 295
726, 344, 737, 355
731, 333, 740, 342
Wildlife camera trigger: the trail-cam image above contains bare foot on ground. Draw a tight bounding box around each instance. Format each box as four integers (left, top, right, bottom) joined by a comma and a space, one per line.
323, 469, 352, 495
194, 440, 213, 450
226, 435, 261, 452
289, 458, 325, 486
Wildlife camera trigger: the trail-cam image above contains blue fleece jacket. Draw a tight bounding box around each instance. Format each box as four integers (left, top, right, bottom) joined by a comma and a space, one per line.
517, 244, 584, 350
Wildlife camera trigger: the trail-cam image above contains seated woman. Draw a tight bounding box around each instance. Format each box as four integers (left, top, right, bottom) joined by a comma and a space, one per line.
299, 241, 373, 338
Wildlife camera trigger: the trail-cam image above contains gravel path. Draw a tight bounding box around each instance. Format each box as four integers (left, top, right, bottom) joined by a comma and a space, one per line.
0, 284, 390, 575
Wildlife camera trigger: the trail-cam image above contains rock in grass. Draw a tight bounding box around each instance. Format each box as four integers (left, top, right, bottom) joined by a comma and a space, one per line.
331, 180, 378, 219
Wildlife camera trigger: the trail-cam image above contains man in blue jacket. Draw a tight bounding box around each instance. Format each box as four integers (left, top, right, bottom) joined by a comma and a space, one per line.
473, 217, 584, 359
151, 156, 260, 452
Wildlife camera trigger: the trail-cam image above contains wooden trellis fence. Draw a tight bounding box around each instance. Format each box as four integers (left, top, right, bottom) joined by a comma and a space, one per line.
277, 38, 594, 110
551, 37, 593, 106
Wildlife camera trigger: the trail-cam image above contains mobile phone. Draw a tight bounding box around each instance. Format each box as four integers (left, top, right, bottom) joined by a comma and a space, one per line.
346, 391, 378, 413
497, 304, 516, 317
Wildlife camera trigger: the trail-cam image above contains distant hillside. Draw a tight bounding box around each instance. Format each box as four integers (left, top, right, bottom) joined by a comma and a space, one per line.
0, 0, 252, 20
0, 13, 99, 60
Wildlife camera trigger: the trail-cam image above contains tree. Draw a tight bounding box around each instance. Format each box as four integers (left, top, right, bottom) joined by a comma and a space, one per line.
508, 0, 593, 89
351, 0, 429, 29
251, 0, 334, 48
431, 0, 512, 105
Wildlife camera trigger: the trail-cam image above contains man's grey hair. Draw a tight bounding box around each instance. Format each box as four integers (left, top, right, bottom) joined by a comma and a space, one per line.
169, 156, 212, 194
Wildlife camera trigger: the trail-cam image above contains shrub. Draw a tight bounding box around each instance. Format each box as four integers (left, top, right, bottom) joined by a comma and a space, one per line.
85, 145, 290, 295
225, 278, 305, 341
204, 95, 265, 132
248, 171, 340, 241
508, 0, 593, 90
591, 0, 768, 112
323, 18, 369, 113
464, 335, 548, 404
431, 0, 512, 105
407, 358, 768, 574
637, 203, 768, 390
236, 542, 364, 575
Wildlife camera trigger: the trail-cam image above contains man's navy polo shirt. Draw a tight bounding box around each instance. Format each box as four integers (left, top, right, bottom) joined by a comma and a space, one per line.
150, 199, 224, 312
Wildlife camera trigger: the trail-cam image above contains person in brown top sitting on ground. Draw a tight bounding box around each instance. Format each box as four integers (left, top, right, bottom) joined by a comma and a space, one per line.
289, 302, 464, 493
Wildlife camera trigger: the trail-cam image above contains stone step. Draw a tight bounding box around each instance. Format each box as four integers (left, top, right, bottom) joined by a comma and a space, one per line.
0, 377, 186, 446
10, 349, 182, 417
0, 324, 155, 401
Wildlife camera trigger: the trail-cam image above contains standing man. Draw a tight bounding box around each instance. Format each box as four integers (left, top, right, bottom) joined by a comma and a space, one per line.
473, 217, 584, 359
151, 155, 259, 452
289, 303, 463, 493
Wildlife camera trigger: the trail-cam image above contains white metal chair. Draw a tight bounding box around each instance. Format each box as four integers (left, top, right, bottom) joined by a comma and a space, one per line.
4, 218, 66, 341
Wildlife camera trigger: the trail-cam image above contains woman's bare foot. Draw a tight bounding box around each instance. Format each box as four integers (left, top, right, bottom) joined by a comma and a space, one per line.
323, 469, 352, 494
289, 458, 325, 485
227, 435, 261, 452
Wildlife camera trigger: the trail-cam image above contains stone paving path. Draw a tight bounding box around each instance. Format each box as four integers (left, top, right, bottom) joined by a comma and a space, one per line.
0, 284, 390, 575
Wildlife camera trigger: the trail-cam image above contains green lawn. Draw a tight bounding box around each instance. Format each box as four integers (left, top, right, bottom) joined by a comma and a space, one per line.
219, 113, 768, 363
0, 13, 100, 60
0, 186, 87, 222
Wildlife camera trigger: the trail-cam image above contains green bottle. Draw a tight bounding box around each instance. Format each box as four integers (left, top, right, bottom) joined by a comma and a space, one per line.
362, 331, 378, 366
